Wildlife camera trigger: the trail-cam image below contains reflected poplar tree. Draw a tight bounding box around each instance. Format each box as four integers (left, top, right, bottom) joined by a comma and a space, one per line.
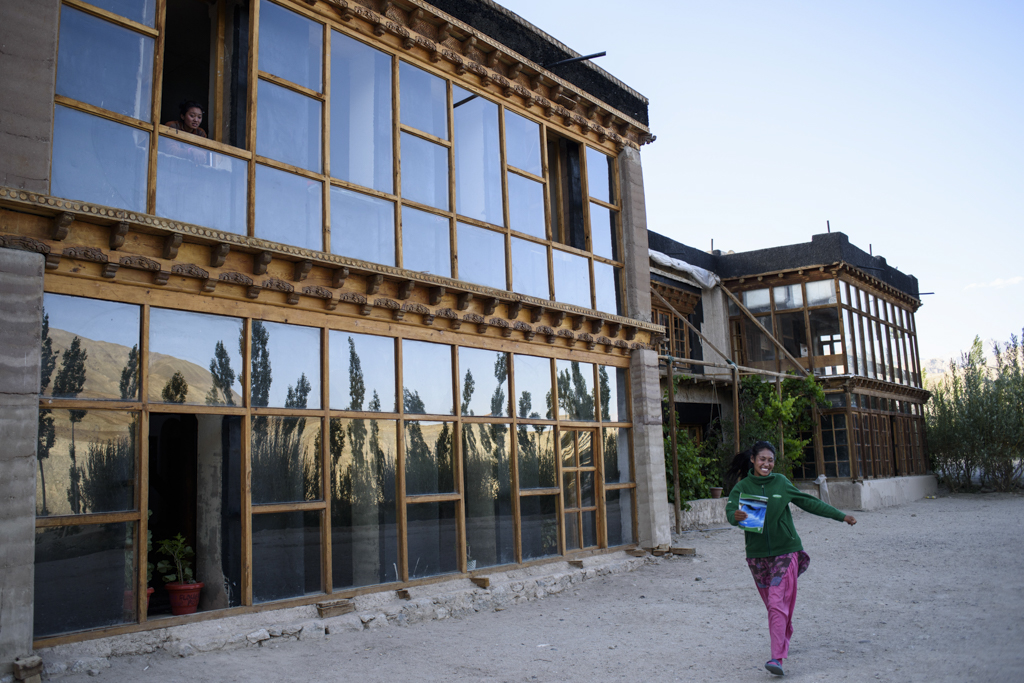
161, 371, 189, 403
119, 345, 139, 401
37, 311, 58, 515
557, 361, 594, 421
205, 341, 236, 406
52, 336, 88, 515
516, 390, 555, 489
248, 321, 272, 413
80, 435, 133, 514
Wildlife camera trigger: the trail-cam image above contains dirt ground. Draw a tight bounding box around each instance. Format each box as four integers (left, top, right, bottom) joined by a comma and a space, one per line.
54, 492, 1024, 683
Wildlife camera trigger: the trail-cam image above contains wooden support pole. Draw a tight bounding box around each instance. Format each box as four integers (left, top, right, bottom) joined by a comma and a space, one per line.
732, 365, 741, 452
651, 288, 731, 364
717, 284, 809, 377
667, 360, 681, 534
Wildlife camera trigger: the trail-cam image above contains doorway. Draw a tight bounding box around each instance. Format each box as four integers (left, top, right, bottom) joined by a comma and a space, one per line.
559, 428, 599, 551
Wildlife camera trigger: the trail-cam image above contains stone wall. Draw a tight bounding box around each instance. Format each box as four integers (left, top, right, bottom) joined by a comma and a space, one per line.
0, 249, 45, 676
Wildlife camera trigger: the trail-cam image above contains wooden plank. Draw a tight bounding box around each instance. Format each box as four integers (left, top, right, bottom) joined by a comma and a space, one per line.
395, 334, 408, 583
315, 598, 354, 618
257, 70, 325, 101
567, 559, 584, 569
156, 125, 253, 159
250, 501, 328, 515
470, 576, 490, 589
53, 95, 154, 131
321, 25, 333, 256
320, 326, 332, 592
245, 0, 260, 239
35, 511, 139, 528
398, 124, 452, 148
625, 548, 646, 557
670, 547, 695, 556
146, 0, 166, 215
212, 0, 227, 142
506, 166, 544, 184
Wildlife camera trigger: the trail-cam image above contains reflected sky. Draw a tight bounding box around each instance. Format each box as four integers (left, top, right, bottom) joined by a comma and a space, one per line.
403, 340, 452, 415
329, 331, 396, 412
458, 347, 508, 417
149, 308, 243, 403
257, 321, 321, 409
44, 293, 139, 351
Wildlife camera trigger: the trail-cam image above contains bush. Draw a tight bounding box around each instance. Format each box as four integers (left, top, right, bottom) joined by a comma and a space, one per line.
663, 428, 718, 509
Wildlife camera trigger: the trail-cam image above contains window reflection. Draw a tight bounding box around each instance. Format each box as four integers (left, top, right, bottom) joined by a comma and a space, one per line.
459, 348, 509, 417
250, 320, 321, 409
258, 1, 322, 91
404, 422, 455, 495
504, 110, 541, 176
403, 339, 453, 415
598, 366, 628, 422
510, 237, 549, 300
251, 417, 321, 504
776, 311, 809, 360
453, 86, 502, 225
156, 136, 248, 235
513, 355, 553, 421
52, 106, 149, 212
555, 360, 595, 421
399, 62, 448, 139
508, 173, 546, 239
773, 284, 803, 311
88, 0, 155, 26
605, 488, 634, 546
519, 495, 558, 559
517, 424, 555, 489
254, 165, 323, 251
593, 261, 621, 315
329, 417, 399, 588
330, 187, 395, 266
252, 511, 322, 602
552, 249, 591, 309
456, 223, 506, 290
40, 293, 140, 401
585, 147, 613, 203
406, 501, 458, 578
329, 331, 396, 412
589, 203, 616, 260
400, 132, 449, 210
256, 80, 322, 172
401, 206, 450, 277
806, 280, 836, 306
462, 423, 514, 568
148, 308, 243, 405
742, 289, 771, 314
602, 427, 631, 484
57, 7, 154, 120
330, 31, 392, 193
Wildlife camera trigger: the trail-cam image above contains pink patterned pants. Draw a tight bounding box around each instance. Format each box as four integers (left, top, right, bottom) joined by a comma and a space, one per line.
752, 552, 800, 660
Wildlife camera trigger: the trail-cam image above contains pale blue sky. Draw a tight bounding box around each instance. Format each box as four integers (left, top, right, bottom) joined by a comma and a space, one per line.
501, 0, 1023, 362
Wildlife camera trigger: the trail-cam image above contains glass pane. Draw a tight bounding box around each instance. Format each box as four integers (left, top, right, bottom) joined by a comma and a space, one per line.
36, 410, 136, 517
330, 31, 392, 192
407, 501, 458, 578
513, 355, 553, 420
776, 311, 808, 359
156, 137, 248, 235
603, 427, 631, 484
51, 106, 149, 212
504, 110, 541, 175
508, 173, 545, 239
256, 80, 322, 172
742, 289, 771, 314
405, 421, 455, 495
605, 488, 634, 546
598, 366, 627, 422
742, 316, 776, 368
578, 430, 593, 467
251, 416, 321, 504
330, 187, 395, 266
807, 280, 837, 306
34, 523, 135, 637
585, 147, 613, 203
254, 164, 323, 251
580, 471, 595, 507
57, 7, 153, 119
41, 293, 140, 400
88, 0, 155, 26
459, 347, 509, 417
562, 471, 577, 507
249, 320, 321, 409
457, 223, 506, 290
561, 430, 575, 468
330, 417, 399, 588
401, 133, 449, 210
399, 61, 447, 139
463, 423, 514, 568
403, 339, 452, 416
519, 494, 558, 560
329, 331, 396, 412
840, 282, 849, 306
589, 203, 616, 260
401, 206, 450, 277
556, 359, 595, 421
510, 237, 549, 300
252, 511, 321, 602
564, 512, 579, 550
809, 307, 841, 361
582, 510, 597, 548
552, 250, 591, 309
258, 1, 322, 91
594, 261, 621, 315
773, 284, 803, 311
149, 308, 243, 406
453, 87, 502, 225
517, 424, 555, 489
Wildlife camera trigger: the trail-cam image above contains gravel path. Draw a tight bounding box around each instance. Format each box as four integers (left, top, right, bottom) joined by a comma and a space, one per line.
55, 492, 1024, 683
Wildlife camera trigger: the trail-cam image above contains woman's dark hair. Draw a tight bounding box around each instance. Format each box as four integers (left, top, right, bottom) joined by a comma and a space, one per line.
751, 440, 777, 457
724, 449, 753, 491
178, 100, 205, 117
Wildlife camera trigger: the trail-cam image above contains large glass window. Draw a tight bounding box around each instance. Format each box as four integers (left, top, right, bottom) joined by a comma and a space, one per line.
149, 308, 243, 405
254, 165, 323, 251
258, 1, 323, 91
457, 223, 506, 290
330, 187, 395, 266
156, 137, 248, 234
514, 355, 553, 420
504, 110, 541, 176
256, 80, 322, 172
552, 249, 591, 309
252, 511, 321, 602
508, 173, 546, 239
403, 340, 453, 415
400, 133, 449, 210
453, 87, 502, 226
405, 421, 455, 495
401, 206, 451, 277
511, 237, 550, 300
556, 360, 595, 422
459, 348, 509, 417
329, 331, 396, 412
90, 0, 156, 26
585, 147, 614, 204
399, 62, 448, 139
594, 261, 621, 315
249, 321, 321, 409
462, 423, 514, 568
251, 416, 321, 504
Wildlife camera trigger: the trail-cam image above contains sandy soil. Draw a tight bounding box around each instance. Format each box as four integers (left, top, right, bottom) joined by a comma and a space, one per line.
55, 492, 1024, 683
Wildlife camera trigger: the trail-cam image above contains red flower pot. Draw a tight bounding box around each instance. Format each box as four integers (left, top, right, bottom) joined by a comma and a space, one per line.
165, 582, 204, 615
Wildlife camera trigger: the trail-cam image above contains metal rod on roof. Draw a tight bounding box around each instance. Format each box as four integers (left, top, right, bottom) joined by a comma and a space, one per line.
543, 51, 606, 69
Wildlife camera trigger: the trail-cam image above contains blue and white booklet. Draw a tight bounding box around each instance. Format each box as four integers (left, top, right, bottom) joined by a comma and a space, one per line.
738, 494, 768, 533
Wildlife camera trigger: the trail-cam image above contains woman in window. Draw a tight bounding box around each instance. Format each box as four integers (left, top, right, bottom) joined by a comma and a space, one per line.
726, 441, 857, 676
165, 100, 207, 138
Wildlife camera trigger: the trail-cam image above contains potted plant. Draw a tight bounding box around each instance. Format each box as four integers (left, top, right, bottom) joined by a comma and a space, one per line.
156, 533, 203, 615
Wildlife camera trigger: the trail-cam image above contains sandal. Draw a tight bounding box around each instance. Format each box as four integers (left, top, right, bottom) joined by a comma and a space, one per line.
765, 659, 785, 675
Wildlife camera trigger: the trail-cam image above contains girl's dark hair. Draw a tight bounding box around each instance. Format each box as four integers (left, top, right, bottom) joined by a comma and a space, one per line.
178, 100, 205, 117
751, 440, 777, 457
724, 449, 753, 491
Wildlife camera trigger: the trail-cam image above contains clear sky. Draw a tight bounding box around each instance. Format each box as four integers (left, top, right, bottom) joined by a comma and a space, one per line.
500, 0, 1023, 363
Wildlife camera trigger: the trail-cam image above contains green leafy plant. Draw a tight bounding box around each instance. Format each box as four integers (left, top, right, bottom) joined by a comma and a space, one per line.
156, 533, 196, 584
664, 428, 717, 509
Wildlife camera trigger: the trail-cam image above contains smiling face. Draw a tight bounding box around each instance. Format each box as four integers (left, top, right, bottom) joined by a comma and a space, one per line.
181, 106, 203, 132
750, 448, 775, 476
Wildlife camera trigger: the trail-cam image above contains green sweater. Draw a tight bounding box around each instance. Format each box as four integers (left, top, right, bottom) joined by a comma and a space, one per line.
725, 471, 848, 559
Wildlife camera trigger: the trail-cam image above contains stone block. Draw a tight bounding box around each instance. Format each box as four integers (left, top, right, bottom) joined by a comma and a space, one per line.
245, 629, 270, 644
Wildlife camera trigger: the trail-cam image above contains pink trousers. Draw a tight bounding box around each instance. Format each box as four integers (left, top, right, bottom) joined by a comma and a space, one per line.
754, 554, 800, 660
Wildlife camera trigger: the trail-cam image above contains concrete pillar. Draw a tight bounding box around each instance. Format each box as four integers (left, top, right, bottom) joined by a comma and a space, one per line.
0, 0, 60, 192
617, 146, 652, 323
700, 288, 732, 379
629, 349, 671, 548
0, 248, 45, 675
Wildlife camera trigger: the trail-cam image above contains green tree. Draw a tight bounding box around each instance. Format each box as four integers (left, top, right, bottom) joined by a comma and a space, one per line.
248, 321, 272, 410
205, 340, 236, 406
119, 344, 139, 400
52, 335, 88, 514
557, 361, 594, 421
161, 371, 189, 403
37, 311, 58, 515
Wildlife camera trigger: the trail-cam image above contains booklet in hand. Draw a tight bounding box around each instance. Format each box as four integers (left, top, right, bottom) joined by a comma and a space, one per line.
738, 494, 768, 533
